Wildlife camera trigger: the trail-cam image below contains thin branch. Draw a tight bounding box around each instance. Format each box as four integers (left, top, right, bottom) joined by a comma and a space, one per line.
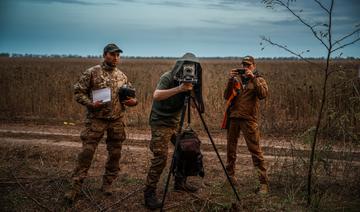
340, 124, 360, 143
328, 0, 334, 53
311, 23, 325, 29
274, 0, 329, 49
326, 78, 359, 99
101, 186, 143, 212
82, 186, 103, 211
331, 37, 360, 53
327, 68, 340, 77
352, 80, 360, 98
333, 28, 360, 47
199, 199, 209, 212
163, 200, 190, 211
11, 171, 52, 212
261, 36, 320, 66
187, 192, 228, 208
307, 0, 334, 206
314, 0, 330, 14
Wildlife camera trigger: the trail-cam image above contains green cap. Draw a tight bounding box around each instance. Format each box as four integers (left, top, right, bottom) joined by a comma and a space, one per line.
103, 43, 123, 54
242, 55, 255, 65
177, 52, 200, 63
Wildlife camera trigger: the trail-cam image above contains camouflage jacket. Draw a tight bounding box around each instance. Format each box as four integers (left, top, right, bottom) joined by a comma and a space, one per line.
74, 62, 129, 120
224, 71, 268, 122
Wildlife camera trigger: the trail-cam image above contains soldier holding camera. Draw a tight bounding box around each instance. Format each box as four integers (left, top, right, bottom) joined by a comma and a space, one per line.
144, 53, 202, 210
64, 43, 137, 203
223, 56, 269, 194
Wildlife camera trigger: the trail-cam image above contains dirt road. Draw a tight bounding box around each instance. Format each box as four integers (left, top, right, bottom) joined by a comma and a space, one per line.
0, 122, 359, 211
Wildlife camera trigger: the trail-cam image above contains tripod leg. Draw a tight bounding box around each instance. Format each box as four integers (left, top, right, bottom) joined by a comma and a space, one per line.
190, 96, 241, 202
160, 95, 190, 212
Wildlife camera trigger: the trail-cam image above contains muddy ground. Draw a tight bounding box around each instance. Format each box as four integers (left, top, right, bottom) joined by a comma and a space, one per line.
0, 122, 359, 211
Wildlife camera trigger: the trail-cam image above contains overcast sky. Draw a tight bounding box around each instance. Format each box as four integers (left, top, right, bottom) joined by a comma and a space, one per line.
0, 0, 359, 57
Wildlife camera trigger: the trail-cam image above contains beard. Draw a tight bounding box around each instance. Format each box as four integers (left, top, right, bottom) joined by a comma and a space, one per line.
105, 61, 116, 67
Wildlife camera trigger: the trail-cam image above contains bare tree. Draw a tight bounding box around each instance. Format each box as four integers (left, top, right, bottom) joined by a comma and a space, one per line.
261, 0, 360, 206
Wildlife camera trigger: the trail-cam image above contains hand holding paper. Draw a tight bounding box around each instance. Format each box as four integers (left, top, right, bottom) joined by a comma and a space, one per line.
92, 88, 111, 103
88, 88, 111, 110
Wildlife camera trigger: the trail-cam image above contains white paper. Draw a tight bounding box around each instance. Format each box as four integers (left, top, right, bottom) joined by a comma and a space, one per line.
92, 88, 111, 103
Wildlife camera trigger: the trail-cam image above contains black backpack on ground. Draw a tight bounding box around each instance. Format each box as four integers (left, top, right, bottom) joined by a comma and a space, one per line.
171, 128, 205, 178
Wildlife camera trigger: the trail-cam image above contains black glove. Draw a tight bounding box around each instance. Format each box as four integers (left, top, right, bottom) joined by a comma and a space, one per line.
118, 84, 136, 102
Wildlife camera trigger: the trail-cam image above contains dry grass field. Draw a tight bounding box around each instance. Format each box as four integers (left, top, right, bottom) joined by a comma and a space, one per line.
0, 57, 359, 211
0, 57, 359, 139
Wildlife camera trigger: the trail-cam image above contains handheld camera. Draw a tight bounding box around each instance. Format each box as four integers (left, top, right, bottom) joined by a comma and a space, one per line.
235, 68, 246, 75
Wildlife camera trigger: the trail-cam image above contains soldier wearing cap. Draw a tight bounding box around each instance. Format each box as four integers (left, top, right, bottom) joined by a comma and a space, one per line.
64, 43, 137, 203
224, 55, 269, 194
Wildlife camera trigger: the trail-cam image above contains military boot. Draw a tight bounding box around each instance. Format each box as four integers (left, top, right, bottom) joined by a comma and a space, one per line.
144, 186, 162, 210
100, 183, 113, 196
257, 183, 269, 195
173, 177, 198, 193
64, 180, 82, 205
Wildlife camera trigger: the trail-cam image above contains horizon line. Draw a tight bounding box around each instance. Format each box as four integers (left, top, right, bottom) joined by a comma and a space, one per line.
1, 53, 359, 60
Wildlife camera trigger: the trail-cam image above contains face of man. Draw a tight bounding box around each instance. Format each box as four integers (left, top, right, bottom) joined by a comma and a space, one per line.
242, 62, 256, 72
104, 52, 120, 67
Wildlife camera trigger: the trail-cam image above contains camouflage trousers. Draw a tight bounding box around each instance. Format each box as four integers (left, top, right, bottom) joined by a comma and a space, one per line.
71, 118, 126, 188
226, 118, 268, 185
145, 126, 177, 189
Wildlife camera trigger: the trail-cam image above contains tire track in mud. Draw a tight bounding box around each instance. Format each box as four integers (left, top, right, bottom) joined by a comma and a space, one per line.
1, 135, 360, 163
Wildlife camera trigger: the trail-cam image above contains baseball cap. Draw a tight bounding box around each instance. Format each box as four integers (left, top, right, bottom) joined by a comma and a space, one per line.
242, 55, 255, 65
103, 43, 123, 54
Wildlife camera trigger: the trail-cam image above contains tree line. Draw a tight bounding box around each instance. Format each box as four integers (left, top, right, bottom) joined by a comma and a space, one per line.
0, 52, 358, 60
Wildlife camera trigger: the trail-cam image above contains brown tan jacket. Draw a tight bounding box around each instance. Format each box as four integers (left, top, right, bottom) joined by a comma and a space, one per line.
224, 74, 268, 122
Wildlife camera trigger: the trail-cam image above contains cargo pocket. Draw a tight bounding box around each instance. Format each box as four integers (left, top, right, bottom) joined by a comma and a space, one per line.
150, 128, 165, 154
150, 127, 172, 158
246, 121, 258, 134
109, 120, 126, 142
80, 119, 105, 143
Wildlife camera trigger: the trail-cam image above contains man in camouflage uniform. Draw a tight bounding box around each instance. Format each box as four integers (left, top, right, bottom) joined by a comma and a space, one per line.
224, 56, 269, 194
144, 53, 200, 210
64, 43, 137, 203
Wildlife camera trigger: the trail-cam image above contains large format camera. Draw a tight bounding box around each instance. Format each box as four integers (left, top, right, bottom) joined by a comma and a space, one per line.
176, 63, 199, 84
172, 57, 204, 113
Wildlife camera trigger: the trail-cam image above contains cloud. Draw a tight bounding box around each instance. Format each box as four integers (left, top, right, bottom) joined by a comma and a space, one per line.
19, 0, 115, 6
145, 1, 189, 8
1, 0, 358, 57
